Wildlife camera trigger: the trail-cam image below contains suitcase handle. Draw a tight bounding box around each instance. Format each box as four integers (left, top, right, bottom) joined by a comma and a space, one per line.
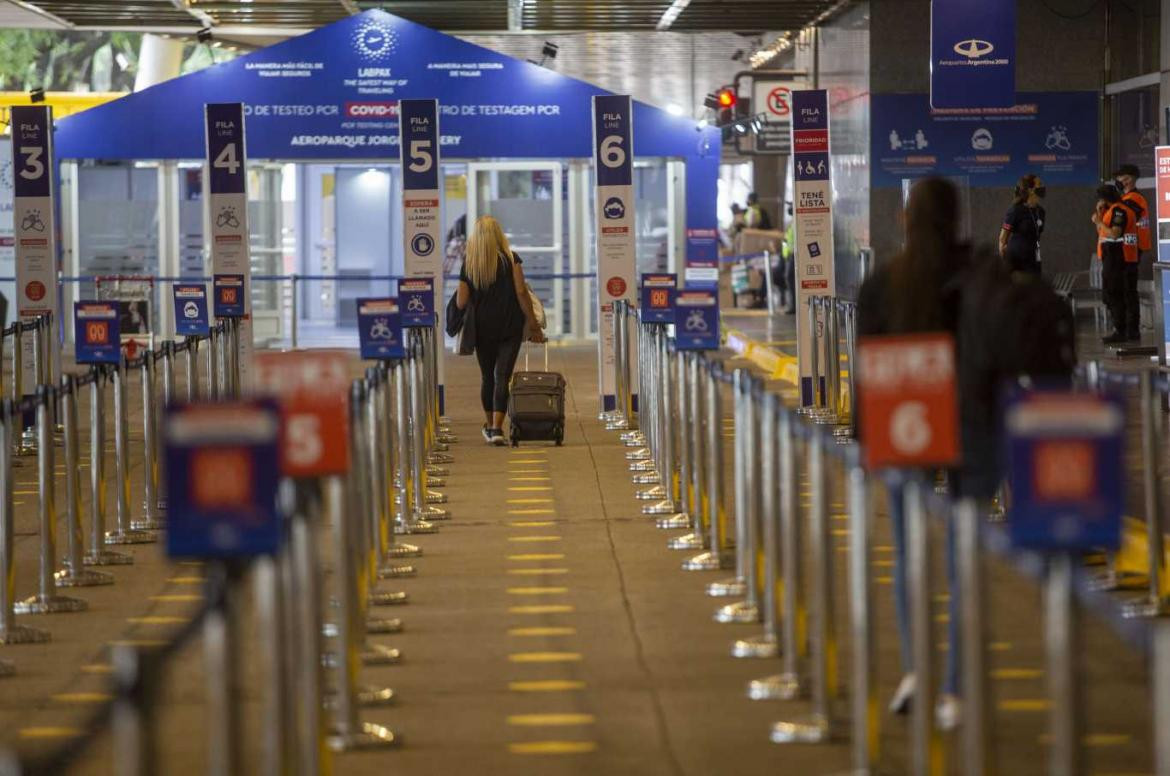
524, 341, 549, 372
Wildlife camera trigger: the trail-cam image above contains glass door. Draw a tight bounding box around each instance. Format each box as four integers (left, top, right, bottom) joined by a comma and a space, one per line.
467, 162, 564, 337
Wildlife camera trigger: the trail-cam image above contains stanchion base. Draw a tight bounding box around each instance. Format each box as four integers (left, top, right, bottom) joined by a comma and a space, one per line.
707, 577, 747, 597
387, 541, 423, 556
370, 591, 409, 606
714, 600, 759, 624
682, 550, 732, 572
811, 412, 840, 426
366, 617, 404, 635
55, 567, 114, 587
0, 624, 51, 644
732, 634, 779, 659
626, 448, 651, 461
619, 431, 642, 443
327, 722, 399, 752
770, 714, 831, 744
429, 453, 454, 465
0, 659, 13, 677
1122, 596, 1170, 619
437, 435, 457, 445
642, 499, 680, 516
395, 520, 438, 536
324, 684, 396, 710
424, 490, 448, 505
1090, 570, 1147, 592
15, 594, 88, 615
748, 673, 804, 701
377, 564, 416, 579
667, 532, 704, 551
104, 529, 156, 545
130, 518, 165, 532
604, 417, 630, 431
361, 643, 402, 665
427, 477, 448, 488
426, 466, 450, 478
83, 549, 133, 567
636, 485, 667, 501
629, 460, 656, 473
631, 473, 661, 486
415, 505, 450, 520
156, 499, 168, 513
623, 437, 645, 448
655, 514, 690, 530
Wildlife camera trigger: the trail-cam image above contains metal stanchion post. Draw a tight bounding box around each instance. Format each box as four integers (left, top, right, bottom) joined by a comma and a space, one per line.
376, 364, 415, 578
622, 306, 642, 440
205, 562, 244, 775
15, 386, 87, 614
634, 327, 666, 489
56, 375, 112, 588
0, 399, 48, 646
1126, 369, 1170, 617
392, 359, 432, 543
839, 304, 858, 438
626, 318, 652, 459
709, 369, 749, 598
681, 354, 713, 567
772, 428, 833, 744
685, 359, 731, 572
289, 484, 330, 774
800, 297, 821, 415
667, 352, 701, 544
410, 348, 449, 519
606, 300, 629, 431
158, 343, 174, 512
133, 353, 162, 531
16, 321, 35, 456
847, 451, 878, 772
255, 552, 291, 776
87, 368, 131, 565
290, 273, 300, 350
957, 497, 991, 776
185, 337, 200, 402
207, 325, 220, 400
106, 362, 154, 545
111, 643, 155, 776
1046, 553, 1084, 776
644, 338, 683, 516
717, 374, 762, 622
364, 371, 409, 606
906, 479, 940, 775
1154, 622, 1170, 776
763, 250, 776, 316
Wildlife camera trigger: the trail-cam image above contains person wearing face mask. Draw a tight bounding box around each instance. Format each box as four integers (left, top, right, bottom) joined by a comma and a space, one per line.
998, 174, 1046, 275
1094, 183, 1139, 344
1115, 164, 1151, 260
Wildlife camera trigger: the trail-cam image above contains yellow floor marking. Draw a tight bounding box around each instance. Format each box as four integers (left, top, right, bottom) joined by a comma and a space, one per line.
508, 713, 595, 726
52, 692, 111, 704
509, 605, 574, 615
107, 639, 167, 648
935, 614, 950, 624
872, 559, 895, 567
511, 477, 551, 482
509, 679, 585, 691
833, 514, 849, 521
510, 459, 548, 464
19, 727, 81, 740
934, 593, 951, 603
875, 576, 893, 585
508, 652, 582, 663
150, 594, 202, 602
999, 699, 1050, 712
511, 449, 548, 455
508, 499, 554, 504
127, 616, 188, 625
177, 561, 204, 567
992, 668, 1043, 680
508, 510, 556, 515
832, 529, 850, 537
13, 490, 37, 496
873, 545, 894, 553
508, 741, 597, 755
167, 576, 205, 584
509, 521, 556, 527
508, 536, 562, 543
509, 553, 565, 561
991, 641, 1013, 652
81, 664, 112, 674
1040, 733, 1132, 748
508, 627, 577, 637
509, 487, 553, 492
508, 568, 569, 576
508, 586, 569, 595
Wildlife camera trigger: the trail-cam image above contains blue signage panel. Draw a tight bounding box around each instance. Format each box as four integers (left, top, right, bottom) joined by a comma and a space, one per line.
640, 273, 676, 324
399, 99, 439, 191
205, 103, 246, 195
931, 0, 1015, 109
594, 94, 633, 187
10, 106, 51, 198
357, 297, 405, 359
398, 277, 435, 327
74, 302, 121, 364
1005, 391, 1124, 552
173, 284, 210, 336
213, 274, 246, 318
674, 290, 719, 351
165, 400, 282, 558
872, 92, 1099, 188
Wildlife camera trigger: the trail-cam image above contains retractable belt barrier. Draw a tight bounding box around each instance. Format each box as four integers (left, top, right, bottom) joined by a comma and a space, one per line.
608, 297, 1170, 776
0, 313, 455, 775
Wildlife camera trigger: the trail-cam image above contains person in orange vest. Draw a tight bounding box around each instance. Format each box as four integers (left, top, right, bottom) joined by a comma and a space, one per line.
1115, 163, 1152, 257
1093, 183, 1139, 344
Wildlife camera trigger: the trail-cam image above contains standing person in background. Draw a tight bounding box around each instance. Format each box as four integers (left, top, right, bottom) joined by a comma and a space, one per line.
745, 192, 773, 230
1116, 162, 1151, 260
722, 203, 746, 250
1094, 183, 1139, 344
998, 174, 1046, 275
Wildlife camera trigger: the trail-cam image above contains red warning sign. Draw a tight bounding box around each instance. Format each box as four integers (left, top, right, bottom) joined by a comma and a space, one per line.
766, 86, 793, 118
25, 281, 45, 302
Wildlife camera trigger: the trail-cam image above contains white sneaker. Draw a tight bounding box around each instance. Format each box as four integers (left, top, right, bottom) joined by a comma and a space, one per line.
935, 694, 961, 731
489, 429, 507, 446
482, 426, 494, 444
888, 673, 916, 715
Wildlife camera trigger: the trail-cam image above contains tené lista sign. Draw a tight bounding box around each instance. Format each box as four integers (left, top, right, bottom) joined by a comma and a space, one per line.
254, 350, 351, 477
857, 332, 959, 469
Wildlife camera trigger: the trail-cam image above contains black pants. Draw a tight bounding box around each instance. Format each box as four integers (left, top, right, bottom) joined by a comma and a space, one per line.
1102, 253, 1140, 336
475, 336, 523, 414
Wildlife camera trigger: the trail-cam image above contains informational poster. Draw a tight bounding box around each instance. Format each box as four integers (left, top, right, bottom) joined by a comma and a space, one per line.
931, 0, 1015, 110
872, 92, 1098, 188
1154, 147, 1170, 367
593, 94, 637, 411
254, 351, 351, 477
752, 80, 803, 154
10, 105, 57, 394
674, 290, 719, 351
73, 302, 121, 364
640, 273, 676, 324
398, 276, 435, 328
165, 401, 281, 558
1005, 391, 1123, 551
204, 102, 254, 390
357, 297, 405, 360
791, 90, 836, 407
173, 284, 210, 337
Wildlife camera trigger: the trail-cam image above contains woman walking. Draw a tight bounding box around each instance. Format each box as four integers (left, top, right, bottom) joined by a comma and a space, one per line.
455, 215, 545, 445
998, 174, 1046, 275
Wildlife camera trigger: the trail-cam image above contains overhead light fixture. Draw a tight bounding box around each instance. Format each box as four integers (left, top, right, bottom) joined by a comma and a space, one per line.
28, 88, 45, 104
666, 103, 684, 116
734, 122, 748, 135
196, 27, 213, 44
656, 0, 692, 31
751, 0, 849, 69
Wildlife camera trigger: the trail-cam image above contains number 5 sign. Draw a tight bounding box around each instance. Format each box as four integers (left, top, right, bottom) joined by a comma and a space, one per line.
856, 332, 959, 470
254, 350, 351, 477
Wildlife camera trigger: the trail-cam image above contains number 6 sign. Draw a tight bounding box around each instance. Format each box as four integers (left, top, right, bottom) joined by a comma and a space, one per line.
254, 350, 351, 477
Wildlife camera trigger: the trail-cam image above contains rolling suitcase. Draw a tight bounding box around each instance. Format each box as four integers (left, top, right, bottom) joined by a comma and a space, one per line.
507, 343, 566, 446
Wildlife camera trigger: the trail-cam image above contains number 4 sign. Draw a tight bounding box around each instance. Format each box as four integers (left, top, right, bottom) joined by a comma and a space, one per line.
254, 351, 351, 477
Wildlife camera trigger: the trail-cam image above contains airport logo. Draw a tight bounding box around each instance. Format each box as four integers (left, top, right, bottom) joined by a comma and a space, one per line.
353, 20, 396, 61
953, 39, 994, 59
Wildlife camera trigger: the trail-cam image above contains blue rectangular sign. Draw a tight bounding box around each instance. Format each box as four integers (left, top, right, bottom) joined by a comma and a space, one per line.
674, 290, 719, 351
593, 94, 633, 187
173, 284, 210, 336
357, 297, 405, 359
640, 273, 676, 324
74, 302, 121, 364
205, 103, 246, 195
871, 92, 1099, 189
931, 0, 1015, 109
213, 274, 246, 318
399, 99, 439, 191
10, 106, 52, 199
398, 277, 435, 327
1006, 391, 1124, 552
165, 400, 282, 558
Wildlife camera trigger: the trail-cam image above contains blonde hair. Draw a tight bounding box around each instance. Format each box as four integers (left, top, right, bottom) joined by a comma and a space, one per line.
464, 216, 513, 289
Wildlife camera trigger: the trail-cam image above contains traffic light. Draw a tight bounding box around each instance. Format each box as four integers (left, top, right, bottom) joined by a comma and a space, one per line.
716, 88, 736, 126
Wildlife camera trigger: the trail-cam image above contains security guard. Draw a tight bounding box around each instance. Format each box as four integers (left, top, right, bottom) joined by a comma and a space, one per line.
1115, 163, 1151, 257
1093, 183, 1139, 344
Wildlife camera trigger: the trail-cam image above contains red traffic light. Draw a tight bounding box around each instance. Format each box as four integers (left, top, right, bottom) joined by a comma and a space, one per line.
717, 89, 736, 108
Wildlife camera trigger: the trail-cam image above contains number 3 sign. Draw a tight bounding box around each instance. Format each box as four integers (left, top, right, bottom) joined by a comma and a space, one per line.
254, 350, 351, 477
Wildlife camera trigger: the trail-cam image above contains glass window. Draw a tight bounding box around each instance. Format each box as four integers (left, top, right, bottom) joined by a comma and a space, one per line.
1112, 85, 1160, 178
